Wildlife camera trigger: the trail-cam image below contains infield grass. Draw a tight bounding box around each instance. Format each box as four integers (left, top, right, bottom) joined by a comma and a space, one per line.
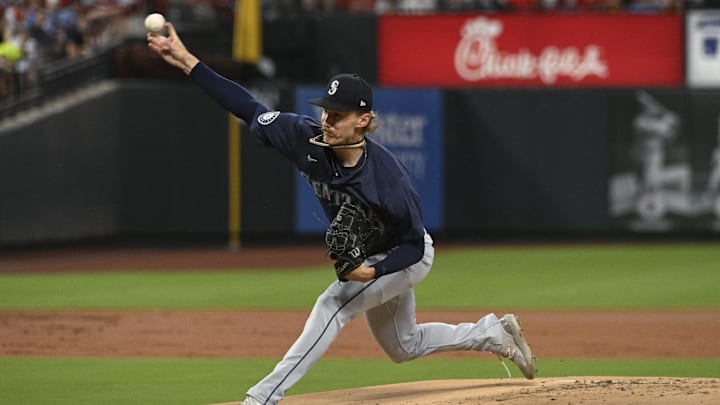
0, 244, 718, 309
0, 357, 718, 405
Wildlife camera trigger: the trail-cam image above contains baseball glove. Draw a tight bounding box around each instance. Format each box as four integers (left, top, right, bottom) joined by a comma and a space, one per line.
325, 202, 377, 281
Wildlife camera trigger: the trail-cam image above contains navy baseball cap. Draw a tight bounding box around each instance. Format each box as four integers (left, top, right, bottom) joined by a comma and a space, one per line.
309, 73, 373, 112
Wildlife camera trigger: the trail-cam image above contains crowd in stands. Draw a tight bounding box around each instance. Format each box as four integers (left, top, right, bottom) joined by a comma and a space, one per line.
264, 0, 685, 16
1, 0, 141, 100
0, 0, 707, 105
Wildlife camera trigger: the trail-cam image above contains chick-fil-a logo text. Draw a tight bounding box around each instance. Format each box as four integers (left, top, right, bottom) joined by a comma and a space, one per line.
454, 17, 609, 84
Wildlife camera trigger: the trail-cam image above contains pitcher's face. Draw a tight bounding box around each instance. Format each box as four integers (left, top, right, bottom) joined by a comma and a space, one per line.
321, 109, 369, 146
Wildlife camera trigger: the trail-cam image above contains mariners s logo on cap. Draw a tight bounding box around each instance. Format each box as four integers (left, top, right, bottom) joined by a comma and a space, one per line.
309, 74, 373, 112
328, 80, 339, 95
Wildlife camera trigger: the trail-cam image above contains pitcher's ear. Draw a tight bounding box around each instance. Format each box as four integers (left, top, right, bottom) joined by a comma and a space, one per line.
356, 112, 371, 128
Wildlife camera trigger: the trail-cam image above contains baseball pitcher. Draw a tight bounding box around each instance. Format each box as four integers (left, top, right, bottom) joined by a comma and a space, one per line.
147, 22, 536, 405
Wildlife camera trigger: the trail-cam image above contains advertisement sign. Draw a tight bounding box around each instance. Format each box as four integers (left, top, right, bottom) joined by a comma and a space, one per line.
379, 14, 683, 87
686, 10, 720, 87
608, 90, 720, 232
294, 87, 444, 233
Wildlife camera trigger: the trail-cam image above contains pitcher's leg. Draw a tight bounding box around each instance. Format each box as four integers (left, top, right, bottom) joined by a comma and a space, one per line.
246, 233, 434, 404
246, 278, 384, 404
366, 295, 506, 363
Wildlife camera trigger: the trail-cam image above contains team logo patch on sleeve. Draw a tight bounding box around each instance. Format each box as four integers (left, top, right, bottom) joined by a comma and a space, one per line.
258, 111, 280, 125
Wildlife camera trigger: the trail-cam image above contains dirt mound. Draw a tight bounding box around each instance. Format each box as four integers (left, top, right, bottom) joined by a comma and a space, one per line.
210, 377, 720, 404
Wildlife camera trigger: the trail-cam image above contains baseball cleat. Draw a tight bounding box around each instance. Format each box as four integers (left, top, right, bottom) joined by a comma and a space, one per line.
496, 314, 537, 379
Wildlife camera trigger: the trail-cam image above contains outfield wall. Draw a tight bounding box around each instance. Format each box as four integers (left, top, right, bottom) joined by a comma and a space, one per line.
1, 82, 719, 248
0, 83, 228, 246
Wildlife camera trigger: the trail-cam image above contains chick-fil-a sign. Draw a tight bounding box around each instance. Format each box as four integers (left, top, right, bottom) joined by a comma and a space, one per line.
378, 14, 682, 87
454, 16, 608, 84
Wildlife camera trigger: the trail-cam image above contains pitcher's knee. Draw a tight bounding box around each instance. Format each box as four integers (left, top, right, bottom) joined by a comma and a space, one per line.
381, 344, 420, 363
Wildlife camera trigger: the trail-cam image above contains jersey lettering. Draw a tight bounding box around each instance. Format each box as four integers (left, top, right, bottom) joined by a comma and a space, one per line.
300, 171, 385, 238
301, 171, 353, 206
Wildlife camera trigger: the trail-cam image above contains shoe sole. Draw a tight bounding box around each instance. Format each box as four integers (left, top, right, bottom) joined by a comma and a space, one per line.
502, 314, 537, 379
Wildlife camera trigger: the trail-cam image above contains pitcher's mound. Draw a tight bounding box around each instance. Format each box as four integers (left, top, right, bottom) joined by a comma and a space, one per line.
209, 377, 720, 404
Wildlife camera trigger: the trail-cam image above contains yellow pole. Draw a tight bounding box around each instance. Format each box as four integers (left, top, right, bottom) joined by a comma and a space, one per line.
233, 0, 261, 63
228, 0, 261, 248
228, 114, 241, 249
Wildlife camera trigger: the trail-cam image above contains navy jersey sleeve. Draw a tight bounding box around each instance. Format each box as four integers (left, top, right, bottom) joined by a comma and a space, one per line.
250, 112, 320, 162
189, 62, 320, 162
188, 62, 270, 123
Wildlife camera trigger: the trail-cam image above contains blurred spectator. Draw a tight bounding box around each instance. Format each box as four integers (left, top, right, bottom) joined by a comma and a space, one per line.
537, 0, 600, 10
60, 24, 85, 58
440, 0, 509, 12
398, 0, 438, 13
373, 0, 397, 13
0, 0, 137, 101
686, 0, 720, 8
1, 17, 23, 98
626, 0, 679, 12
343, 0, 376, 13
262, 0, 303, 20
506, 0, 537, 10
530, 0, 682, 11
55, 1, 96, 58
11, 26, 38, 92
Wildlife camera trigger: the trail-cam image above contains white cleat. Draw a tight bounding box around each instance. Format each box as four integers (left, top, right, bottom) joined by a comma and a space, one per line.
496, 314, 537, 379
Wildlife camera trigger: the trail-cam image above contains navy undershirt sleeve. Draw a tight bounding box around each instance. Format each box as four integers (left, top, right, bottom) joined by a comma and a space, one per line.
188, 62, 269, 122
372, 236, 425, 278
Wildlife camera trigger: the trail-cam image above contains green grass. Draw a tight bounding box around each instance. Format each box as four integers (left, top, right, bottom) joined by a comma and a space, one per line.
0, 269, 330, 309
0, 357, 717, 405
418, 243, 720, 309
0, 244, 718, 309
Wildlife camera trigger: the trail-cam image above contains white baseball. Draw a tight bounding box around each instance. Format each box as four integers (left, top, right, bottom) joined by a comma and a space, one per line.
144, 13, 166, 33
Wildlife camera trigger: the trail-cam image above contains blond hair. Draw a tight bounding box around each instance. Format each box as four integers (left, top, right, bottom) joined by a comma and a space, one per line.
362, 110, 379, 134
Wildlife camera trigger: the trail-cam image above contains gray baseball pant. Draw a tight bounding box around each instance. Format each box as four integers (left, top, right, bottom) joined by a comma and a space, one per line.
246, 232, 505, 404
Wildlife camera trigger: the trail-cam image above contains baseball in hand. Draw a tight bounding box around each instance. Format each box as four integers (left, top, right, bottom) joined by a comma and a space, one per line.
144, 13, 166, 33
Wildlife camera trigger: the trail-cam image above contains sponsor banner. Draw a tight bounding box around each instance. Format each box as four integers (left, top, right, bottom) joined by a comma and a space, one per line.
379, 14, 682, 87
686, 10, 720, 87
294, 87, 444, 233
608, 90, 720, 232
